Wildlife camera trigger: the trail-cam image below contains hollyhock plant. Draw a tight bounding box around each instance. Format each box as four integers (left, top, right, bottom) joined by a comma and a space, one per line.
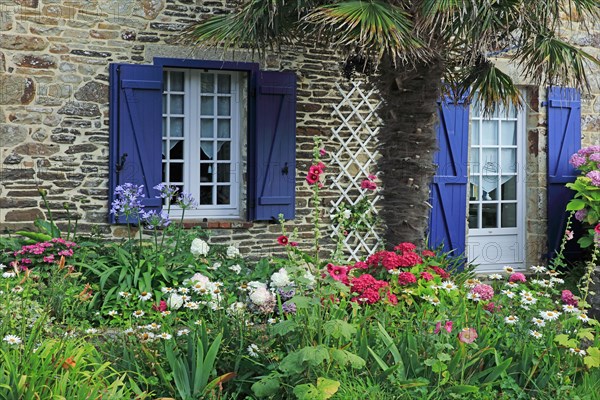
327, 263, 349, 285
277, 235, 289, 246
458, 328, 478, 344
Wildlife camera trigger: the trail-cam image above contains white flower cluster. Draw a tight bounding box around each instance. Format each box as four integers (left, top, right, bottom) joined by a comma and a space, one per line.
165, 272, 224, 311
190, 238, 210, 256
270, 268, 291, 288
226, 246, 240, 259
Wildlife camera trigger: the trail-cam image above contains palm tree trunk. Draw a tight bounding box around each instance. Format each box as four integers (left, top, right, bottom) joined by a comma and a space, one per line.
374, 57, 444, 248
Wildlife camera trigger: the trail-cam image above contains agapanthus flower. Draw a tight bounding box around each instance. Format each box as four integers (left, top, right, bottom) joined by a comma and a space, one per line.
153, 183, 178, 199
177, 192, 199, 209
111, 183, 144, 217
282, 301, 297, 314
140, 210, 171, 230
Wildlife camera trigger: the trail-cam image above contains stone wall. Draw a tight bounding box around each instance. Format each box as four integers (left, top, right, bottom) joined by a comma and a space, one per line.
0, 0, 374, 258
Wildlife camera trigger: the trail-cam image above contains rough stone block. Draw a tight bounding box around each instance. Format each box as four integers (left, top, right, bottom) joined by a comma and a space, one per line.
14, 143, 60, 157
58, 102, 101, 117
0, 124, 28, 147
74, 81, 109, 103
14, 54, 57, 69
0, 75, 35, 105
0, 34, 47, 50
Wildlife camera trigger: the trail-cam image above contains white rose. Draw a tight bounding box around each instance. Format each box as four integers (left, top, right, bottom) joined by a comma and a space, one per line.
167, 293, 184, 310
229, 264, 242, 274
247, 281, 267, 291
226, 246, 240, 259
190, 272, 210, 285
190, 238, 209, 256
249, 287, 274, 306
208, 262, 221, 271
342, 209, 352, 219
270, 268, 291, 288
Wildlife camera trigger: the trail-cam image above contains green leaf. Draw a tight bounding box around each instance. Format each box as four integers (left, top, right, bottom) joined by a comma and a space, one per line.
554, 334, 578, 348
252, 375, 281, 398
271, 320, 299, 336
584, 347, 600, 369
293, 383, 320, 400
279, 351, 304, 375
576, 328, 595, 342
330, 349, 366, 369
316, 377, 340, 399
322, 320, 356, 340
447, 385, 480, 394
566, 198, 586, 210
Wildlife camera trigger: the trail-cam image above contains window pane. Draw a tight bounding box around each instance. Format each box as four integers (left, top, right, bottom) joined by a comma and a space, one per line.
501, 121, 517, 145
501, 176, 516, 200
471, 121, 479, 145
201, 74, 214, 93
501, 203, 517, 227
217, 185, 230, 205
469, 204, 479, 229
170, 118, 183, 137
162, 94, 167, 114
482, 204, 498, 228
217, 141, 230, 160
200, 185, 213, 205
469, 176, 480, 200
200, 119, 213, 138
217, 164, 231, 183
162, 140, 167, 158
170, 72, 184, 91
170, 95, 184, 114
162, 118, 167, 137
218, 75, 231, 94
482, 120, 498, 145
217, 119, 230, 138
217, 97, 230, 116
169, 162, 183, 183
200, 163, 212, 182
170, 140, 183, 160
469, 148, 479, 170
200, 141, 213, 159
501, 148, 517, 173
201, 96, 214, 114
162, 162, 166, 181
482, 148, 498, 174
482, 176, 498, 200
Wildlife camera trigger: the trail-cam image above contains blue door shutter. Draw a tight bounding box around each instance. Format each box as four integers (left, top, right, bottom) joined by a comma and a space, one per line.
250, 70, 297, 221
109, 63, 163, 223
429, 95, 470, 256
547, 87, 581, 258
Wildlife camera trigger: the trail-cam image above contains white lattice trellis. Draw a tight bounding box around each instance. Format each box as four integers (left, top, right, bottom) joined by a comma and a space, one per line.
329, 81, 383, 262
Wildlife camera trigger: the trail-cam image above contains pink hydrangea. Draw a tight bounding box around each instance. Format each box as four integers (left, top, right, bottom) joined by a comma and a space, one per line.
394, 242, 417, 253
569, 153, 587, 168
575, 209, 588, 221
422, 250, 436, 257
398, 252, 423, 267
561, 290, 578, 307
470, 284, 494, 301
398, 272, 417, 286
360, 179, 377, 190
420, 272, 434, 281
508, 272, 526, 283
586, 170, 600, 186
484, 302, 501, 313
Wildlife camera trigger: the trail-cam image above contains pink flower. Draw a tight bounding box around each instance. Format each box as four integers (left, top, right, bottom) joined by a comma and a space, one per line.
508, 272, 526, 283
319, 148, 326, 156
422, 250, 436, 257
316, 162, 326, 173
277, 235, 289, 246
398, 272, 417, 286
43, 255, 55, 263
565, 230, 574, 241
394, 242, 417, 253
306, 172, 320, 185
595, 223, 600, 235
458, 328, 478, 344
387, 291, 398, 305
575, 209, 587, 221
152, 300, 168, 312
289, 241, 298, 247
561, 290, 578, 306
429, 266, 449, 279
420, 272, 434, 281
471, 284, 494, 301
353, 261, 368, 270
444, 321, 453, 333
309, 165, 322, 176
484, 302, 501, 313
360, 179, 377, 190
434, 321, 453, 334
368, 174, 377, 180
397, 252, 423, 267
327, 263, 349, 285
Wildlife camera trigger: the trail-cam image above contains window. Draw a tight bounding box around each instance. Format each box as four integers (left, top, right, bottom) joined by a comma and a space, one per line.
162, 69, 243, 218
108, 59, 297, 223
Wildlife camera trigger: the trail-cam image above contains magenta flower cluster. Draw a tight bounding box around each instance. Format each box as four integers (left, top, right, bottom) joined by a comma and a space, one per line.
13, 237, 77, 268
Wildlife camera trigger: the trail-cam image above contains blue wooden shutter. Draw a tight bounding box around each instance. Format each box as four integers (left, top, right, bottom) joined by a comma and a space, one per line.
250, 70, 297, 221
108, 63, 163, 223
547, 87, 581, 258
429, 95, 470, 255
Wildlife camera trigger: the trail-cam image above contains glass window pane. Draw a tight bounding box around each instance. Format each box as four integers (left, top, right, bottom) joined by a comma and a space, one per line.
170, 95, 184, 114
217, 75, 231, 94
162, 94, 167, 114
471, 95, 480, 117
169, 162, 183, 183
482, 121, 499, 145
469, 148, 479, 171
482, 148, 498, 174
469, 204, 479, 229
162, 162, 166, 182
200, 163, 212, 182
217, 164, 231, 183
201, 96, 214, 114
170, 140, 183, 160
471, 121, 479, 145
162, 118, 167, 137
217, 185, 230, 205
507, 102, 517, 118
469, 176, 480, 200
169, 118, 183, 137
201, 74, 214, 93
482, 204, 498, 228
170, 72, 184, 91
162, 140, 167, 158
217, 97, 231, 116
501, 176, 516, 200
200, 119, 213, 138
501, 203, 517, 227
200, 185, 213, 205
200, 141, 213, 159
482, 176, 498, 200
217, 141, 230, 160
217, 119, 230, 138
501, 121, 517, 145
501, 148, 517, 173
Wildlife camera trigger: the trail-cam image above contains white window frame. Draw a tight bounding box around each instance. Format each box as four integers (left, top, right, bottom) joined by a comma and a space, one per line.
162, 68, 243, 219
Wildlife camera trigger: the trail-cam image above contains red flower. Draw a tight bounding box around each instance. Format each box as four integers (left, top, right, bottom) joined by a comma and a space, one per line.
397, 252, 423, 267
595, 223, 600, 235
352, 287, 380, 304
315, 162, 326, 173
309, 165, 322, 176
429, 265, 449, 279
381, 251, 402, 270
422, 250, 436, 257
327, 263, 349, 285
319, 148, 326, 156
289, 241, 298, 247
386, 291, 398, 305
353, 261, 369, 270
360, 179, 377, 190
351, 274, 379, 293
277, 235, 289, 246
306, 173, 320, 185
394, 242, 417, 253
420, 272, 434, 281
152, 300, 168, 312
398, 272, 417, 286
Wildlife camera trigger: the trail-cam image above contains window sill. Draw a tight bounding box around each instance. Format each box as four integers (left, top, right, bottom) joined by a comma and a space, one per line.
181, 220, 254, 229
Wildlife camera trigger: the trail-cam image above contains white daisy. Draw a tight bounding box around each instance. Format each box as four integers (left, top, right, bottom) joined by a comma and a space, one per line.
501, 290, 516, 299
145, 323, 161, 331
488, 274, 503, 280
118, 291, 131, 298
161, 287, 174, 294
429, 297, 441, 306
520, 295, 537, 305
268, 318, 277, 324
184, 301, 200, 310
177, 329, 190, 336
2, 272, 16, 278
107, 310, 119, 317
11, 286, 23, 293
463, 279, 481, 288
569, 348, 586, 356
138, 332, 155, 342
547, 270, 560, 277
0, 263, 6, 270
178, 287, 190, 294
562, 304, 579, 313
138, 291, 152, 301
158, 332, 172, 340
247, 344, 259, 358
132, 310, 145, 318
531, 317, 546, 327
529, 330, 543, 339
504, 315, 519, 324
194, 320, 203, 325
123, 328, 135, 336
3, 335, 22, 345
503, 266, 515, 274
85, 328, 98, 334
550, 277, 565, 284
441, 281, 457, 291
161, 311, 172, 317
530, 265, 546, 273
540, 310, 561, 321
505, 281, 519, 288
577, 314, 590, 323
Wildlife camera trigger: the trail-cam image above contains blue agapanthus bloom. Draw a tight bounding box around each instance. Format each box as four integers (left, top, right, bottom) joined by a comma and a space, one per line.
111, 183, 145, 218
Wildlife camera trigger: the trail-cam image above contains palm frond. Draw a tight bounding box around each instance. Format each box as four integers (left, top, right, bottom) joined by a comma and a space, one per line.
304, 0, 428, 64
